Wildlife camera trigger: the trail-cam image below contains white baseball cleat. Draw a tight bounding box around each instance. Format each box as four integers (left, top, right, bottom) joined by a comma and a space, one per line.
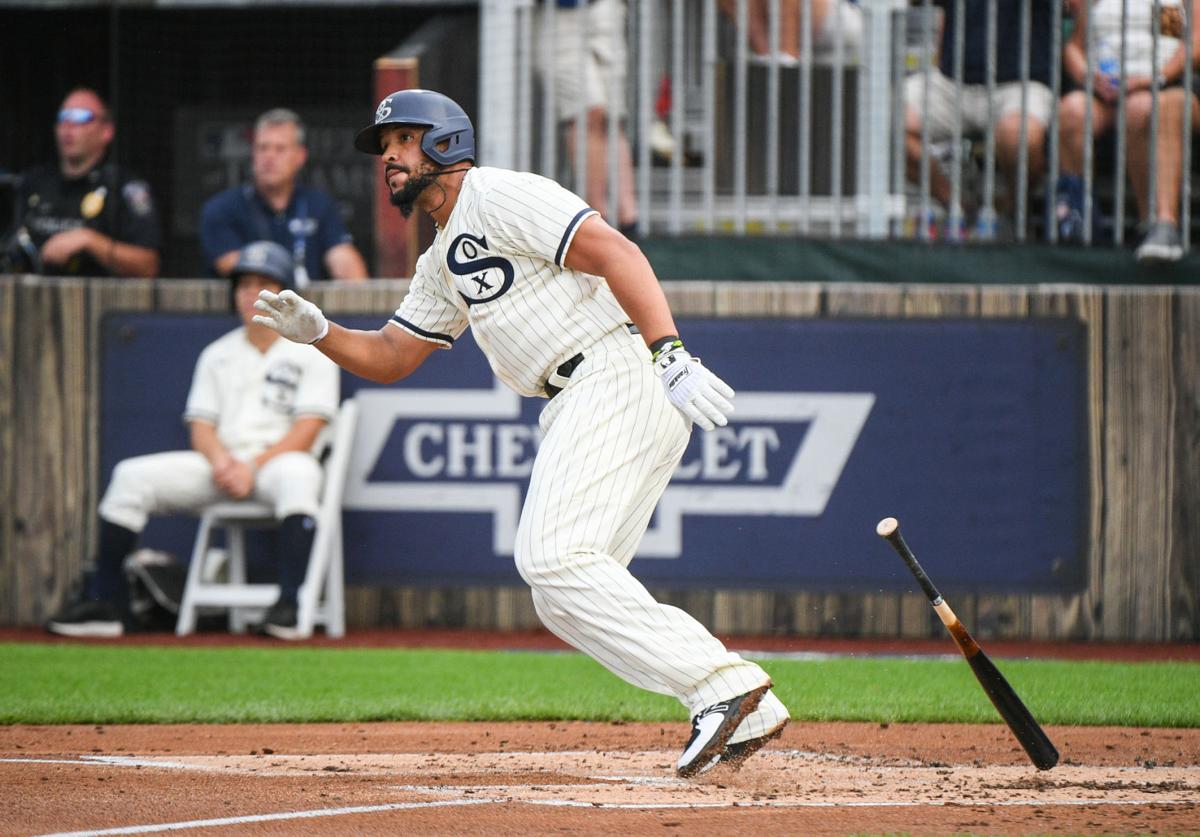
720, 688, 790, 770
676, 683, 770, 778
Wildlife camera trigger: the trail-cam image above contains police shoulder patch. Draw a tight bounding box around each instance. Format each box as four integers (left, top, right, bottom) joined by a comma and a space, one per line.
122, 180, 154, 216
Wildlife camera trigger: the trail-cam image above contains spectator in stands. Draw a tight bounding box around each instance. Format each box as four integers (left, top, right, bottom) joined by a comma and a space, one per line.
45, 241, 339, 640
536, 0, 639, 235
719, 0, 863, 65
200, 108, 368, 284
1057, 0, 1199, 263
903, 0, 1054, 238
6, 88, 161, 277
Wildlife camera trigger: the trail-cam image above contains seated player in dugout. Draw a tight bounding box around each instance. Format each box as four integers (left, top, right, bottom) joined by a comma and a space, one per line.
7, 87, 162, 277
254, 89, 790, 777
46, 241, 339, 640
200, 108, 369, 286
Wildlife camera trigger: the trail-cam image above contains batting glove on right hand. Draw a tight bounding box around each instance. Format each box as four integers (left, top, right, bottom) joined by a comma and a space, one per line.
653, 341, 735, 431
253, 289, 329, 344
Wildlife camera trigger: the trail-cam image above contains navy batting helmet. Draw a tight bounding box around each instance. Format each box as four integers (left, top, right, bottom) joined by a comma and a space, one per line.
354, 89, 475, 165
230, 240, 295, 290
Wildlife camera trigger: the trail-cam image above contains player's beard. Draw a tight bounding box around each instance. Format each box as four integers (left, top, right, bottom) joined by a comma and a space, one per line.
388, 168, 439, 218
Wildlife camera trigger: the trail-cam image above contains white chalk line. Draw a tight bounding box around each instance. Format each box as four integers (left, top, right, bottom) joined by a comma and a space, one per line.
0, 749, 914, 771
2, 756, 199, 770
33, 799, 494, 837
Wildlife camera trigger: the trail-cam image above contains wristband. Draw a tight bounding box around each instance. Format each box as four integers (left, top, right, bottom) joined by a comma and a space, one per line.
309, 320, 330, 345
649, 334, 683, 362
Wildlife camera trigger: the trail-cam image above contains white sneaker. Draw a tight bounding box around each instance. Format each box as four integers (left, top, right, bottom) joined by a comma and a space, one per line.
1136, 222, 1184, 264
749, 51, 800, 68
650, 119, 677, 163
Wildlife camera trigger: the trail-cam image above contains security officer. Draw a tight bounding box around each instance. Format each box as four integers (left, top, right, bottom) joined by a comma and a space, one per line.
10, 88, 162, 278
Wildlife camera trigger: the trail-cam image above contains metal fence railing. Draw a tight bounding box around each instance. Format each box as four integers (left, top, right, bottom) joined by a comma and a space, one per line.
478, 0, 1196, 255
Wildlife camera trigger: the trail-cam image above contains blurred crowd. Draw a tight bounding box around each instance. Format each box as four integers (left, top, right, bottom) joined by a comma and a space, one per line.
2, 0, 1198, 278
902, 0, 1198, 263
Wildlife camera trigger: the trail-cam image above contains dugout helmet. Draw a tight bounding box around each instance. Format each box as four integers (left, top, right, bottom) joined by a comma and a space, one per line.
354, 89, 475, 165
229, 240, 295, 290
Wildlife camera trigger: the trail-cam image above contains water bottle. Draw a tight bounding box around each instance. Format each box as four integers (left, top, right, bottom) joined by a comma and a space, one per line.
1096, 37, 1120, 92
974, 207, 998, 242
947, 206, 967, 243
921, 209, 938, 242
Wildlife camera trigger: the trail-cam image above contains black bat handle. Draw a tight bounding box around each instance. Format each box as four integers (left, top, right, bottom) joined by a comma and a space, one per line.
876, 517, 943, 604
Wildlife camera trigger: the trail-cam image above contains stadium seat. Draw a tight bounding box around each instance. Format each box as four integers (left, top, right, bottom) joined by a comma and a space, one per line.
175, 397, 358, 639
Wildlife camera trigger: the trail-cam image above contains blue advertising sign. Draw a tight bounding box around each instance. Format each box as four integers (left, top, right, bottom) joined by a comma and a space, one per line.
101, 313, 1088, 595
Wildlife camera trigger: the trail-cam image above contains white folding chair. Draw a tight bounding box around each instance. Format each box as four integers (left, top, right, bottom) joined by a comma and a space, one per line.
175, 397, 358, 638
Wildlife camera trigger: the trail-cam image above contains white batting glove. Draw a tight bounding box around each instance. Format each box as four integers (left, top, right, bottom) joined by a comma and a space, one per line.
252, 289, 329, 344
652, 340, 735, 431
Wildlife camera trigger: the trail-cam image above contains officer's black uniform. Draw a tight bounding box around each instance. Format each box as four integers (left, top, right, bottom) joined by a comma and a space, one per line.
10, 158, 162, 276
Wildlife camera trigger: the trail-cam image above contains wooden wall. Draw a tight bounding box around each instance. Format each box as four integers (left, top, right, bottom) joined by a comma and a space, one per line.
2, 277, 1197, 642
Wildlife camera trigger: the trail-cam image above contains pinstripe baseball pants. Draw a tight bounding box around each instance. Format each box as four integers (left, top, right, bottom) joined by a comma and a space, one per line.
98, 450, 323, 532
515, 326, 770, 716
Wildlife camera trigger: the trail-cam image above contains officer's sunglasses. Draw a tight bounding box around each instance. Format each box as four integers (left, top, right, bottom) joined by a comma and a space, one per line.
57, 107, 98, 125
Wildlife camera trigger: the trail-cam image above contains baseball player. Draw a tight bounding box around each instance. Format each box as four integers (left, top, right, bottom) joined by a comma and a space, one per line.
253, 90, 789, 776
47, 241, 339, 640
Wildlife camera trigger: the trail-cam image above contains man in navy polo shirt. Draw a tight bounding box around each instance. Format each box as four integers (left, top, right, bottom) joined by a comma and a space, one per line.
200, 108, 368, 285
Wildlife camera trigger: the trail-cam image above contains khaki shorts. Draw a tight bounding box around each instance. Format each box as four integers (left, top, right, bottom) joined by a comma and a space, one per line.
536, 0, 627, 121
905, 70, 1053, 141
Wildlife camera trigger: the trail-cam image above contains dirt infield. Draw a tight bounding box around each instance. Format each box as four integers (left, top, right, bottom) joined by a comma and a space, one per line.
3, 721, 1199, 836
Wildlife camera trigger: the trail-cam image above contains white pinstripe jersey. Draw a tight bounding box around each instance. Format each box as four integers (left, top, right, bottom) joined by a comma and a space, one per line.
183, 328, 340, 461
389, 166, 631, 397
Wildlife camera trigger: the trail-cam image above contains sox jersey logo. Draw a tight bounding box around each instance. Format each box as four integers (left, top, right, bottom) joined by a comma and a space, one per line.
392, 166, 629, 397
446, 232, 514, 305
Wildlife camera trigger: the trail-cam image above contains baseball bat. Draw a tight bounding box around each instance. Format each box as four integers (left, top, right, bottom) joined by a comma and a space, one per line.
875, 517, 1059, 770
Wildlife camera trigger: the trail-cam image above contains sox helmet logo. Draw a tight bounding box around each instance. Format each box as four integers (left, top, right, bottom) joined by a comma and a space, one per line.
354, 88, 475, 166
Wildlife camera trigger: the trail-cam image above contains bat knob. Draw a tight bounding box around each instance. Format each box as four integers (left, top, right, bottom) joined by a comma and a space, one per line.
876, 517, 899, 537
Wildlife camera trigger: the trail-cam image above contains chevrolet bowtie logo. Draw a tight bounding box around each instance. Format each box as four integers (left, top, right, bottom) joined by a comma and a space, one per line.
342, 384, 874, 558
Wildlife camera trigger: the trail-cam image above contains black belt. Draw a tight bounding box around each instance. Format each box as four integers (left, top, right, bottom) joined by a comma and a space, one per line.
543, 324, 639, 399
544, 353, 585, 399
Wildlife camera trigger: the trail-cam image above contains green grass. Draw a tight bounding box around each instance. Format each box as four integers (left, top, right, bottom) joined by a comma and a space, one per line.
2, 642, 1197, 727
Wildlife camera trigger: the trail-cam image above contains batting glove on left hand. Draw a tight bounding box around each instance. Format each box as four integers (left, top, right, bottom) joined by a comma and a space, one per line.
653, 341, 735, 431
253, 289, 329, 344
